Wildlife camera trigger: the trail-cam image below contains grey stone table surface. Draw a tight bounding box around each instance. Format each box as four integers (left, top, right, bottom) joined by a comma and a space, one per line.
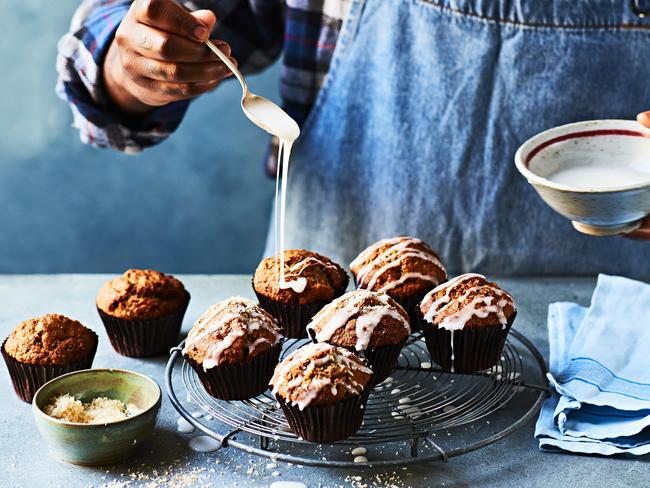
1, 274, 648, 488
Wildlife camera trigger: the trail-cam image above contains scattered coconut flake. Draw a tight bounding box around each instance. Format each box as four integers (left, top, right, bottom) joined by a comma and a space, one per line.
351, 447, 367, 456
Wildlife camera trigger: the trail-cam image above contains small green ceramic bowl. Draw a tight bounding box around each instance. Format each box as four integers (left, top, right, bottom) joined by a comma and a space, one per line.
32, 368, 161, 466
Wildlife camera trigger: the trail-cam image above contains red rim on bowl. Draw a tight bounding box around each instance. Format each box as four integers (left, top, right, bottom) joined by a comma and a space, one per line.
515, 120, 650, 194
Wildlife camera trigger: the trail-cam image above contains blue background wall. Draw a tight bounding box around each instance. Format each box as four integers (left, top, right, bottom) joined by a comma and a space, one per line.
0, 0, 278, 274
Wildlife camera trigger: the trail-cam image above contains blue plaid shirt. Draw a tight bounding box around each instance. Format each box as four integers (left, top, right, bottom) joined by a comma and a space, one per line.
56, 0, 350, 153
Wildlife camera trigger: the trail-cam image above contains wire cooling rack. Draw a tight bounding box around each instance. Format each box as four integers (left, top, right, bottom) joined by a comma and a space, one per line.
166, 330, 548, 468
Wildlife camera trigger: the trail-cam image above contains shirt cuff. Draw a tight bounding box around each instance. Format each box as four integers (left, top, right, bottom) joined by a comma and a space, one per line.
56, 1, 190, 153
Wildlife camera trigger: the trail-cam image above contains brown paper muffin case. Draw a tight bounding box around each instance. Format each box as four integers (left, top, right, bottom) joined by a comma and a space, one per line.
393, 292, 429, 333
418, 311, 517, 373
362, 339, 407, 386
1, 333, 98, 403
276, 389, 370, 443
97, 291, 190, 358
254, 284, 347, 339
185, 342, 282, 401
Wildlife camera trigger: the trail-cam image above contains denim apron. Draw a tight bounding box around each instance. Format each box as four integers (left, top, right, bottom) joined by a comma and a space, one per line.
270, 0, 650, 278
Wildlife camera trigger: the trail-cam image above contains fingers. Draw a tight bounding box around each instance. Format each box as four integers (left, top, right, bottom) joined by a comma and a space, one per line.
107, 1, 235, 109
624, 215, 650, 241
124, 56, 232, 83
117, 21, 231, 63
123, 75, 223, 107
132, 0, 214, 41
637, 111, 650, 129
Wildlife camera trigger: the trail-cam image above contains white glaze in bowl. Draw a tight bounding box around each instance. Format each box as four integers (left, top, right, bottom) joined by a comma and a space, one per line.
514, 120, 650, 236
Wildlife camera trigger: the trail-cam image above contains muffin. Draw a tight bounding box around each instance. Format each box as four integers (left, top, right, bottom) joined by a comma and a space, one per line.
2, 314, 98, 402
306, 289, 410, 385
417, 273, 516, 373
96, 269, 190, 357
270, 342, 373, 442
183, 297, 282, 400
350, 236, 447, 331
253, 250, 348, 338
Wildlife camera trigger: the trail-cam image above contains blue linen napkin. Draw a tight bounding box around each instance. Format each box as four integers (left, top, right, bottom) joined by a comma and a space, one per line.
534, 274, 650, 455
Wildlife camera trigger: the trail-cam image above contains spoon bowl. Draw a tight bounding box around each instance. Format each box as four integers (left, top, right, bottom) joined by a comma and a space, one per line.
205, 40, 299, 141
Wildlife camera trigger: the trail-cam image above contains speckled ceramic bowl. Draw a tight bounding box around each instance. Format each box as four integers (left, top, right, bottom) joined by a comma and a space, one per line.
32, 369, 161, 466
515, 120, 650, 236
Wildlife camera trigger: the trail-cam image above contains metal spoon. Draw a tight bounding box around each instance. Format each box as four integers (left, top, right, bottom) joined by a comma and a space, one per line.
204, 40, 299, 141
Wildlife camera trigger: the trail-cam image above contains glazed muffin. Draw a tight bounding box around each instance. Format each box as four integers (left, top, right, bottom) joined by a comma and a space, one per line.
183, 297, 282, 400
270, 342, 373, 442
2, 314, 98, 402
350, 236, 447, 330
253, 250, 348, 338
96, 269, 190, 357
417, 273, 516, 373
306, 289, 410, 385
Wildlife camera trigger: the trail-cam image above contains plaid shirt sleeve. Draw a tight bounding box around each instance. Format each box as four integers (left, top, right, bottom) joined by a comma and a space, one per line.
56, 0, 284, 153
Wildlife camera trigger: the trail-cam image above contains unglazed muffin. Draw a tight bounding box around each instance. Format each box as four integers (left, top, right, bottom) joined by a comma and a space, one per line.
350, 236, 447, 330
417, 273, 516, 373
183, 297, 282, 400
96, 269, 190, 357
2, 314, 98, 402
253, 249, 348, 338
306, 289, 410, 385
270, 342, 373, 442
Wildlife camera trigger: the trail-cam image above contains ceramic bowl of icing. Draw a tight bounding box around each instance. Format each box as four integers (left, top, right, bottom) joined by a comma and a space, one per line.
32, 368, 161, 466
515, 119, 650, 236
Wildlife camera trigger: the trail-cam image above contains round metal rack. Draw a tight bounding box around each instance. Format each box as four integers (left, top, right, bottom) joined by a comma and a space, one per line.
166, 330, 549, 468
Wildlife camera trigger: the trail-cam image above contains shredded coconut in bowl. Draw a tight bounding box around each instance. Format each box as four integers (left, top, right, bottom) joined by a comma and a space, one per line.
44, 393, 140, 423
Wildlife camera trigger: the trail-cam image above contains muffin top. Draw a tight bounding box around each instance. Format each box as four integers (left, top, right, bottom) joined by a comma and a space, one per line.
96, 269, 188, 320
350, 236, 447, 298
270, 342, 373, 410
3, 314, 97, 366
306, 289, 410, 351
253, 250, 348, 305
420, 274, 515, 330
182, 297, 281, 370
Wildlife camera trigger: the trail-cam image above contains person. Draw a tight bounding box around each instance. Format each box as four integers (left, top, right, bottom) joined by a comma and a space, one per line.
57, 0, 650, 277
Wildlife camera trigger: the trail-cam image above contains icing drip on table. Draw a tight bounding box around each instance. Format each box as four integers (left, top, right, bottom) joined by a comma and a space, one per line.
350, 237, 446, 292
182, 297, 280, 371
270, 343, 372, 410
421, 273, 515, 372
307, 290, 410, 351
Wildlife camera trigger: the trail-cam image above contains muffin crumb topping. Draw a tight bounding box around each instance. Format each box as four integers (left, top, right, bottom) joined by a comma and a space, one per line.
182, 297, 281, 370
420, 273, 515, 330
270, 343, 372, 410
350, 237, 447, 296
307, 290, 410, 351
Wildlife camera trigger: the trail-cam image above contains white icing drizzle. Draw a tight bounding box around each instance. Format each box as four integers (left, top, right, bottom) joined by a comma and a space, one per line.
277, 255, 340, 294
270, 343, 372, 411
182, 297, 281, 371
421, 273, 515, 329
350, 237, 446, 292
306, 290, 410, 351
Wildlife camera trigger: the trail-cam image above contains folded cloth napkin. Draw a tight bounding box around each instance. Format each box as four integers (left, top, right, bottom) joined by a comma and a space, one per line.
534, 274, 650, 455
